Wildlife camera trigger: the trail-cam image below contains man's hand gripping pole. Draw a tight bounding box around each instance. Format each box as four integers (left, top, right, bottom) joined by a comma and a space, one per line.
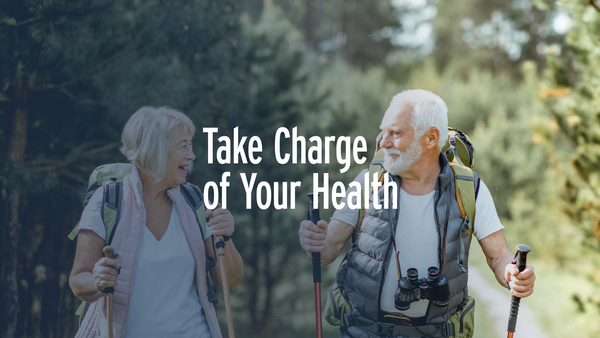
506, 244, 531, 338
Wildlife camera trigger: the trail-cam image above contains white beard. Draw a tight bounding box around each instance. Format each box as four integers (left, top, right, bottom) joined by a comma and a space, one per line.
383, 140, 423, 175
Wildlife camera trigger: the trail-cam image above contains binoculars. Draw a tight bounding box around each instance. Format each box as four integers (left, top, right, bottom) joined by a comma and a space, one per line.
394, 267, 450, 311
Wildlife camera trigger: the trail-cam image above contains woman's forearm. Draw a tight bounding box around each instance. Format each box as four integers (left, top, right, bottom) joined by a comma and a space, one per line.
69, 272, 104, 303
219, 240, 243, 289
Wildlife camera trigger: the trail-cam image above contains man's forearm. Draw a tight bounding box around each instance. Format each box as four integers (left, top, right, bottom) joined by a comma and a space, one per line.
487, 251, 513, 289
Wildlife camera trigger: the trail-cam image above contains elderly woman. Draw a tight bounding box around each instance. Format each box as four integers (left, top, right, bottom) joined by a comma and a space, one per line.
69, 106, 243, 338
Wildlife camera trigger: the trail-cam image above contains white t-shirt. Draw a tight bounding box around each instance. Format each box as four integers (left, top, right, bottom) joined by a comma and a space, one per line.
77, 187, 213, 337
331, 170, 504, 317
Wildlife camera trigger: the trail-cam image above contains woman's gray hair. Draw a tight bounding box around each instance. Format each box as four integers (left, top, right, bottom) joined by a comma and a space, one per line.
120, 106, 195, 182
387, 89, 448, 150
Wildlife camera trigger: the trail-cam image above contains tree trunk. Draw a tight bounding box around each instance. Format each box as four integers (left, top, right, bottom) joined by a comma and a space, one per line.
3, 189, 20, 338
261, 208, 275, 338
3, 65, 29, 336
248, 209, 260, 331
8, 107, 29, 163
302, 0, 316, 51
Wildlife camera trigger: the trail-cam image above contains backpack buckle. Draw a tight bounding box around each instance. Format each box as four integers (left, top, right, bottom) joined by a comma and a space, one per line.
377, 322, 395, 337
442, 322, 454, 336
207, 285, 218, 305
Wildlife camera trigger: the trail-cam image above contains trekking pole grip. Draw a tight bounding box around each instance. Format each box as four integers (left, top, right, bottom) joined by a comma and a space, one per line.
307, 193, 321, 283
102, 246, 116, 294
515, 244, 530, 273
507, 244, 531, 335
312, 253, 321, 283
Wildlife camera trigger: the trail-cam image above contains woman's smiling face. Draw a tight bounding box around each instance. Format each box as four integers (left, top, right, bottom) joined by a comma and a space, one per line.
165, 123, 195, 187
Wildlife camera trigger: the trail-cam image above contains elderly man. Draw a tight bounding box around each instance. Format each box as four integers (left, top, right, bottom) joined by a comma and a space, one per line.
298, 89, 535, 338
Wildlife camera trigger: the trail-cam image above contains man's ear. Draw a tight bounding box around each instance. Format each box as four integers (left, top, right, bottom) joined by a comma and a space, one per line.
424, 127, 440, 150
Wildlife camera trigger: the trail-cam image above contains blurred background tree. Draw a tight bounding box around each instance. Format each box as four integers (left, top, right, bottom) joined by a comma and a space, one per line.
532, 0, 600, 333
239, 0, 403, 67
2, 0, 600, 337
1, 0, 242, 336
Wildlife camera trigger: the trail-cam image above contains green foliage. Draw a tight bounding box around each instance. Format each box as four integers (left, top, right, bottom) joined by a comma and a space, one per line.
403, 57, 558, 232
534, 0, 600, 324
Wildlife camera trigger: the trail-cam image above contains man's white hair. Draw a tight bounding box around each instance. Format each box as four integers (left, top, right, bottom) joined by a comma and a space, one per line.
120, 106, 195, 182
387, 89, 448, 150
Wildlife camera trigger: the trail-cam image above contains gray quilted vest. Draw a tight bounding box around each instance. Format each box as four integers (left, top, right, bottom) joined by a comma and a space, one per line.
338, 154, 473, 336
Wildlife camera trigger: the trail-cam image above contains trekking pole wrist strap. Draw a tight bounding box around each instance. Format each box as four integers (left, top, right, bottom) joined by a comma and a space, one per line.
101, 287, 114, 294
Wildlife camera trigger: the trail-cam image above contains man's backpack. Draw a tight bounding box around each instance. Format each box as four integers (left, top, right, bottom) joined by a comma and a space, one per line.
68, 163, 217, 325
324, 127, 480, 328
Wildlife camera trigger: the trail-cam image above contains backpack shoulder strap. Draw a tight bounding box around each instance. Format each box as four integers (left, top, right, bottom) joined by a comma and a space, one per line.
67, 178, 123, 244
449, 162, 476, 243
474, 171, 480, 199
180, 182, 208, 239
179, 182, 218, 305
103, 178, 122, 245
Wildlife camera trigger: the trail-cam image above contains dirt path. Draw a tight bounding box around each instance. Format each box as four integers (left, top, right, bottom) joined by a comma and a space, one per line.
468, 266, 548, 338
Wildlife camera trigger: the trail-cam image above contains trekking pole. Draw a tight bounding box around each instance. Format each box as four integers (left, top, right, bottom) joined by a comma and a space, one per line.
102, 246, 116, 338
306, 193, 323, 338
216, 235, 235, 338
506, 244, 531, 338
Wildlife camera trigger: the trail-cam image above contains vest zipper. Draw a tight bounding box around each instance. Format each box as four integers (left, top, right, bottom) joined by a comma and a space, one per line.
376, 174, 401, 316
427, 159, 453, 324
433, 175, 444, 274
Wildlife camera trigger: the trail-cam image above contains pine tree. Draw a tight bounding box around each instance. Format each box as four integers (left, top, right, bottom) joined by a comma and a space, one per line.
0, 1, 241, 336
239, 0, 404, 67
